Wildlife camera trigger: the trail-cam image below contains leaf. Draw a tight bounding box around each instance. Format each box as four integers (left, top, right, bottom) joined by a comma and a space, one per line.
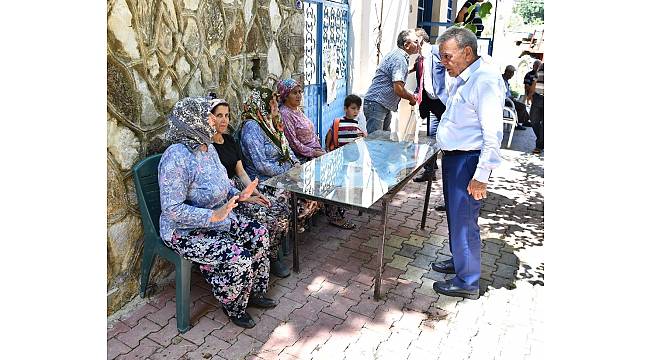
465, 3, 477, 18
464, 23, 477, 33
478, 2, 493, 18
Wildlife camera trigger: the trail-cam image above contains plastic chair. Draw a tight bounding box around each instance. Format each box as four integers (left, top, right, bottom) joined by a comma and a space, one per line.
132, 154, 192, 333
503, 98, 518, 148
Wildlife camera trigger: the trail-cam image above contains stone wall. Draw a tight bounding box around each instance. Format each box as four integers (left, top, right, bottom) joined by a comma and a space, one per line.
107, 0, 304, 315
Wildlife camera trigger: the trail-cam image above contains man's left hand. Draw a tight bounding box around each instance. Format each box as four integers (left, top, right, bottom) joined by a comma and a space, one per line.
467, 179, 488, 200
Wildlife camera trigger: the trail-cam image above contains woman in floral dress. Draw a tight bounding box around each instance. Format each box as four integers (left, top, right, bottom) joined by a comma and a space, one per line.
239, 87, 320, 232
208, 95, 291, 278
276, 78, 356, 230
158, 96, 277, 329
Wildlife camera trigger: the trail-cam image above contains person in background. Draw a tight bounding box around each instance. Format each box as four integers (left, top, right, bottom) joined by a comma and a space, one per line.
158, 96, 277, 329
325, 94, 366, 151
455, 0, 486, 37
363, 29, 420, 134
209, 95, 291, 278
277, 78, 357, 230
430, 27, 504, 300
524, 60, 542, 105
530, 62, 544, 154
412, 28, 447, 183
502, 65, 530, 130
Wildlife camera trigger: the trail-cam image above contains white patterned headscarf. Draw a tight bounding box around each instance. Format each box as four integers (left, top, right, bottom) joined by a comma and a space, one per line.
166, 96, 219, 151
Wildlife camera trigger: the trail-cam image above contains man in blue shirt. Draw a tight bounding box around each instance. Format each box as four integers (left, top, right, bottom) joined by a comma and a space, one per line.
363, 29, 419, 134
429, 27, 504, 300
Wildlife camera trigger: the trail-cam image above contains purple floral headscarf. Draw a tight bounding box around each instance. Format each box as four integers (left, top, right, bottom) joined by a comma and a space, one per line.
277, 78, 300, 104
165, 96, 216, 151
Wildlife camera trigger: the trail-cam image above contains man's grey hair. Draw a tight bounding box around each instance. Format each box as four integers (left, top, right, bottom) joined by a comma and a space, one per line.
436, 27, 478, 57
505, 65, 516, 72
397, 29, 416, 49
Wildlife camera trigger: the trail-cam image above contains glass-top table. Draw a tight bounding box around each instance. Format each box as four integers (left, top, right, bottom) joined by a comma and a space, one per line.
263, 130, 439, 300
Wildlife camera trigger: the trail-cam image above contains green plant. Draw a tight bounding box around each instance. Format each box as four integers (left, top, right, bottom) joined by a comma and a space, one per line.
514, 0, 544, 25
454, 1, 493, 34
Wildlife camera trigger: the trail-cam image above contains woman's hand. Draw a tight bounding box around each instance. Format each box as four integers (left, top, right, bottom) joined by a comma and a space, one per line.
242, 194, 271, 207
210, 195, 239, 222
239, 178, 259, 202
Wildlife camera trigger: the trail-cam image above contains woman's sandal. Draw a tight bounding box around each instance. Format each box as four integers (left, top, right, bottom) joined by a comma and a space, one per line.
329, 219, 356, 230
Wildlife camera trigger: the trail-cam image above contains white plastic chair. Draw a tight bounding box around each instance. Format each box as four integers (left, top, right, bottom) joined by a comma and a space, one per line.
502, 98, 518, 148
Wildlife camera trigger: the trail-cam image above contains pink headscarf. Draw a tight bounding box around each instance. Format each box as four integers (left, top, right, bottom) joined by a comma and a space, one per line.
277, 78, 300, 104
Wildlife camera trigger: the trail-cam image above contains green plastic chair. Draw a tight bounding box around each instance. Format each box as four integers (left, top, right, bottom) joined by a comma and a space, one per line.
132, 154, 192, 333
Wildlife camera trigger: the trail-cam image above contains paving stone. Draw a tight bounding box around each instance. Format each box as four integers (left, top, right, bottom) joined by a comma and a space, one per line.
400, 265, 428, 284
108, 320, 131, 340
116, 338, 161, 360
291, 297, 329, 321
395, 244, 420, 259
381, 245, 400, 260
409, 253, 436, 270
386, 254, 412, 271
149, 338, 198, 360
211, 321, 246, 344
121, 303, 159, 328
146, 300, 177, 327
108, 338, 131, 360
218, 334, 263, 360
416, 243, 442, 257
265, 296, 302, 321
386, 235, 409, 248
323, 295, 359, 320
405, 234, 427, 248
242, 314, 283, 343
183, 335, 230, 360
116, 317, 162, 348
180, 316, 223, 346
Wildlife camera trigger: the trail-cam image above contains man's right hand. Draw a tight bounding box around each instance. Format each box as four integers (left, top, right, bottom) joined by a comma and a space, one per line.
409, 93, 417, 106
210, 196, 239, 222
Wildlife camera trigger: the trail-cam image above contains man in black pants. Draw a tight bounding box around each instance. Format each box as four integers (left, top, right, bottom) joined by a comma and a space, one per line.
412, 28, 447, 183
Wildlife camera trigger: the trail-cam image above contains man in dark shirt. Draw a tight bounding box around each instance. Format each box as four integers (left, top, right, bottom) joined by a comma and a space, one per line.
524, 60, 542, 105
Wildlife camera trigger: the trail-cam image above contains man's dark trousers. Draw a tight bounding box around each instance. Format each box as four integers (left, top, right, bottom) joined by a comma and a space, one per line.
441, 151, 482, 291
530, 93, 544, 149
420, 92, 446, 175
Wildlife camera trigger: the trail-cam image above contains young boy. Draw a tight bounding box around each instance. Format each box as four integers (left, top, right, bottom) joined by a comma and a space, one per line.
325, 94, 366, 151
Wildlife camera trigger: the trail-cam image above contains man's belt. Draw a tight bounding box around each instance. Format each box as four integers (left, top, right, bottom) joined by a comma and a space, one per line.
441, 150, 481, 156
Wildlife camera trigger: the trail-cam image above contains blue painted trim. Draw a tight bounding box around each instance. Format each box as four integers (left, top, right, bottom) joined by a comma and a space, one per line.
419, 21, 454, 27
304, 0, 348, 10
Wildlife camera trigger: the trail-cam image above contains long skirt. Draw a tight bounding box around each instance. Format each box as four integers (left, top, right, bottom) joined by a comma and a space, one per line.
166, 215, 270, 317
232, 178, 318, 254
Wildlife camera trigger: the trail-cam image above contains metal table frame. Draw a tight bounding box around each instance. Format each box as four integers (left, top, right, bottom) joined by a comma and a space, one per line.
286, 153, 437, 300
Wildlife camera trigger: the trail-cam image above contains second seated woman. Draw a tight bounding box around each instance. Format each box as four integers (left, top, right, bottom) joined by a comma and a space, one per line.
239, 87, 320, 235
209, 95, 291, 278
276, 78, 356, 230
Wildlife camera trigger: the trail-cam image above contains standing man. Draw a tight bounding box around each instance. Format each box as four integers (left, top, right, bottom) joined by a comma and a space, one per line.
412, 28, 448, 183
364, 29, 419, 134
524, 60, 542, 105
530, 63, 544, 154
430, 27, 504, 300
502, 65, 529, 129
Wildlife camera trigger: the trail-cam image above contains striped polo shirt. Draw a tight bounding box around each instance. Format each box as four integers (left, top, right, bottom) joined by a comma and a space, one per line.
334, 117, 363, 148
364, 48, 410, 111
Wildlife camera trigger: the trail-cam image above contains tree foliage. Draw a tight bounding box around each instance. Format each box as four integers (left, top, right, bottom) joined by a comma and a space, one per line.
514, 0, 544, 25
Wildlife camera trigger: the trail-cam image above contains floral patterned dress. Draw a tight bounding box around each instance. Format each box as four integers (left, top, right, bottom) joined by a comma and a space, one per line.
158, 143, 270, 317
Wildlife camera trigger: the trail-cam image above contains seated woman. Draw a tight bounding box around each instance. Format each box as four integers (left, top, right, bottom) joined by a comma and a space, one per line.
158, 96, 277, 329
276, 78, 356, 230
209, 95, 291, 278
239, 87, 320, 229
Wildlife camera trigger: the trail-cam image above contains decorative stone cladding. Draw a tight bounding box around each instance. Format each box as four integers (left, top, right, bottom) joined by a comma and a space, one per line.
107, 0, 304, 315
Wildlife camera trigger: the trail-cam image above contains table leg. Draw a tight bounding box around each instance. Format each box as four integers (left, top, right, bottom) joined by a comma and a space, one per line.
374, 199, 389, 300
421, 176, 433, 229
291, 192, 300, 272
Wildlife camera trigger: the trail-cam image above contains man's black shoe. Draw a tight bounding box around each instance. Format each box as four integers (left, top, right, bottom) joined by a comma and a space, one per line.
434, 204, 446, 212
248, 294, 278, 309
515, 125, 526, 130
222, 307, 256, 328
430, 258, 455, 274
433, 280, 479, 300
414, 173, 435, 183
523, 121, 533, 127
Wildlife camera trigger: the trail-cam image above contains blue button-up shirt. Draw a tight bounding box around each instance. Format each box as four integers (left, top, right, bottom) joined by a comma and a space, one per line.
364, 48, 410, 112
430, 45, 448, 105
436, 57, 505, 183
